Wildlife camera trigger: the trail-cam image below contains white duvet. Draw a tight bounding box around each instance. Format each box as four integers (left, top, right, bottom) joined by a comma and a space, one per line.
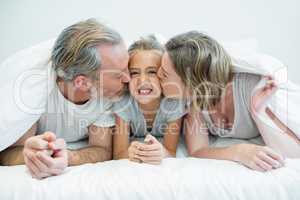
1, 139, 300, 200
1, 156, 300, 200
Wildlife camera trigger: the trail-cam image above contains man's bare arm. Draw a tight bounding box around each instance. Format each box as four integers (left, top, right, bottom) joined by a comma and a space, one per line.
0, 123, 37, 165
68, 125, 113, 166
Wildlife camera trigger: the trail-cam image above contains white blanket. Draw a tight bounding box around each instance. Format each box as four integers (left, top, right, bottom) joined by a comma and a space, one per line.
1, 157, 300, 200
231, 53, 300, 157
2, 139, 299, 200
0, 39, 55, 151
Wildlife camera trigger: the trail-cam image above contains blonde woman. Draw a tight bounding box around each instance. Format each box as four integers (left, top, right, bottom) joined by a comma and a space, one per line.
157, 31, 300, 172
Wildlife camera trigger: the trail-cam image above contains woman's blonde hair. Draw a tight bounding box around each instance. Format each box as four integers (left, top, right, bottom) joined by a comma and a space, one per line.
165, 31, 233, 111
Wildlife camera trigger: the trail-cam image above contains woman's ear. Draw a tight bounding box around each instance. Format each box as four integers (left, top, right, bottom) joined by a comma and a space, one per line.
73, 75, 93, 91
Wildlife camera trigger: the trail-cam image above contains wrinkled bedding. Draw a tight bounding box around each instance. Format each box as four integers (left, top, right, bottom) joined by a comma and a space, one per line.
1, 143, 299, 200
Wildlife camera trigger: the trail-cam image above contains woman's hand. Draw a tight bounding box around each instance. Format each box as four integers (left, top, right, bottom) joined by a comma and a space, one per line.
234, 143, 285, 172
251, 76, 278, 114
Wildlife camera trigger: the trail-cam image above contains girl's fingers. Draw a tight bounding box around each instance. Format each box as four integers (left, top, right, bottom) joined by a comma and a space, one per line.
138, 143, 160, 151
128, 149, 141, 163
136, 155, 162, 163
144, 135, 151, 143
129, 158, 142, 163
130, 141, 143, 150
135, 149, 161, 157
144, 134, 157, 144
143, 160, 161, 165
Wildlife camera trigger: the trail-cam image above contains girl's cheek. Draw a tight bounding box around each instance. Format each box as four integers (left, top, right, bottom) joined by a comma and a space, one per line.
129, 79, 138, 95
151, 78, 162, 96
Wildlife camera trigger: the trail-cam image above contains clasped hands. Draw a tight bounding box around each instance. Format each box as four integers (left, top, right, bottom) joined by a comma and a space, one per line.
23, 132, 68, 179
128, 134, 166, 165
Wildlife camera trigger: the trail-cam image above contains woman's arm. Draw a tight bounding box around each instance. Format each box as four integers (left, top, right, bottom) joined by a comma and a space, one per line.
184, 112, 236, 160
250, 76, 300, 157
113, 115, 130, 159
265, 108, 300, 144
184, 112, 284, 172
162, 118, 182, 157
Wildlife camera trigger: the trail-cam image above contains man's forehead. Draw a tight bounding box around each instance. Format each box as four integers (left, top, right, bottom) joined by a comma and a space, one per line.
97, 44, 129, 70
97, 43, 128, 60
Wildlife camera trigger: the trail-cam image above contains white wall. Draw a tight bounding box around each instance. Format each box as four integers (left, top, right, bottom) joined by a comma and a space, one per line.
0, 0, 299, 83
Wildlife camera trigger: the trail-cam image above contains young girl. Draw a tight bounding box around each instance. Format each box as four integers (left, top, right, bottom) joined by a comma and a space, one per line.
113, 36, 186, 164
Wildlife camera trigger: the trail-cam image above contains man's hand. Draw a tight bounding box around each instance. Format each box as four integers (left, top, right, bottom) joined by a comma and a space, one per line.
23, 132, 68, 179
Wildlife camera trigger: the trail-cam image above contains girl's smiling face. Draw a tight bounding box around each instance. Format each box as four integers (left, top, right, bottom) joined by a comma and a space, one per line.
128, 50, 162, 104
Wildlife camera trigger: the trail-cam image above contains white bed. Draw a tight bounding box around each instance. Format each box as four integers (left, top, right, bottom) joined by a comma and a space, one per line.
1, 141, 300, 200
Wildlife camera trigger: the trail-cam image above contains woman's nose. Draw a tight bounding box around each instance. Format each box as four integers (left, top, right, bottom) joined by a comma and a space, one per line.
157, 68, 162, 80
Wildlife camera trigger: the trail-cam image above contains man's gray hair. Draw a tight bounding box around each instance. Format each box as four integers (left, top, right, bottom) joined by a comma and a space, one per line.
51, 18, 122, 81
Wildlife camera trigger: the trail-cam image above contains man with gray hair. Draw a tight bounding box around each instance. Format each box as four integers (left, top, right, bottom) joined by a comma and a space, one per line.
0, 19, 130, 179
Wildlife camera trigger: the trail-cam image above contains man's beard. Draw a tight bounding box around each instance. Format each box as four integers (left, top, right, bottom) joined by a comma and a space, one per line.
90, 85, 127, 102
90, 86, 99, 100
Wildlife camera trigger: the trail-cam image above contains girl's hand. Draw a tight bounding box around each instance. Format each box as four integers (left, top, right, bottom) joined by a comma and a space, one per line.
234, 143, 285, 172
128, 141, 142, 163
135, 134, 165, 165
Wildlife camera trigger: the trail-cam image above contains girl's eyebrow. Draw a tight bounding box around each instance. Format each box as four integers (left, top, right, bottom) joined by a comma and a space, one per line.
146, 66, 158, 70
129, 67, 141, 71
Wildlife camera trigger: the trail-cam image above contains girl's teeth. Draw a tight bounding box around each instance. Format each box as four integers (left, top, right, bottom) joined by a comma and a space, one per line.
139, 89, 151, 95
